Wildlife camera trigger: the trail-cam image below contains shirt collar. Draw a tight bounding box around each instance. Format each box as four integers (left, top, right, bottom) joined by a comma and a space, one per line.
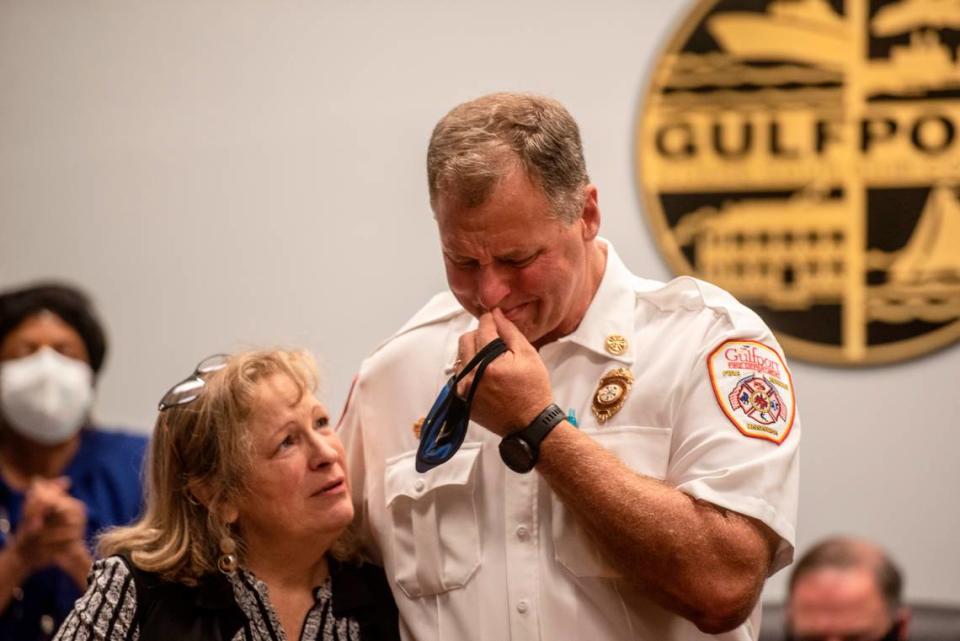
553, 239, 636, 365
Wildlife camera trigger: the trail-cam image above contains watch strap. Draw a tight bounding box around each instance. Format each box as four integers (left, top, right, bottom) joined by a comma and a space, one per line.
518, 403, 565, 448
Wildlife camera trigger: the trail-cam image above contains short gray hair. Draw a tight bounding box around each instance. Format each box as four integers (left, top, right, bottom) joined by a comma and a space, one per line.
427, 92, 590, 223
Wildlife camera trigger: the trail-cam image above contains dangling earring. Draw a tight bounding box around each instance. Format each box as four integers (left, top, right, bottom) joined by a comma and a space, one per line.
217, 529, 238, 576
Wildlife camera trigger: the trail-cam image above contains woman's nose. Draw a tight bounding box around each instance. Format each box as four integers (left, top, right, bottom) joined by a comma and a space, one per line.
308, 431, 340, 468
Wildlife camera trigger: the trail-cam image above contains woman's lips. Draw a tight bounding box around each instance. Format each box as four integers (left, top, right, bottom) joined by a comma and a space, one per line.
312, 478, 345, 497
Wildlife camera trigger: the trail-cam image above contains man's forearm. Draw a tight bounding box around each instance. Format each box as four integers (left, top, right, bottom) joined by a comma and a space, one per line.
536, 421, 775, 634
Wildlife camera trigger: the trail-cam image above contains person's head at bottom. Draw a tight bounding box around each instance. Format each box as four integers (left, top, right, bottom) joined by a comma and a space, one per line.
99, 350, 354, 626
786, 536, 909, 641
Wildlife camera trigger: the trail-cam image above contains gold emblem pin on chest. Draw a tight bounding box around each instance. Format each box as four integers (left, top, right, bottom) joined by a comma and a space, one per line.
412, 417, 425, 440
592, 368, 634, 423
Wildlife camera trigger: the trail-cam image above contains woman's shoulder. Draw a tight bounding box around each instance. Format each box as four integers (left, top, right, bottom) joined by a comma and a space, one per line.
112, 555, 229, 607
59, 556, 245, 641
94, 554, 198, 603
89, 554, 156, 601
91, 554, 137, 584
53, 556, 139, 641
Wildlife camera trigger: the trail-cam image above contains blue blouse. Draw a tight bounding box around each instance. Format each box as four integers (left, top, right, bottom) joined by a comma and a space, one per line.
0, 428, 147, 641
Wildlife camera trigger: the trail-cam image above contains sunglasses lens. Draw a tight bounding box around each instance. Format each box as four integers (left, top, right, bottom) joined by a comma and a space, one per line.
158, 377, 204, 411
157, 354, 230, 411
196, 353, 229, 374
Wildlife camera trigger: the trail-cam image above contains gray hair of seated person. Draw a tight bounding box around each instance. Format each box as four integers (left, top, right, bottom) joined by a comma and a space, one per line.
788, 536, 904, 615
427, 92, 590, 224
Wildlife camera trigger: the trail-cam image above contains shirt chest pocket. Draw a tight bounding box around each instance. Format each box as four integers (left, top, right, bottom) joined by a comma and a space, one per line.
551, 425, 672, 578
384, 443, 482, 598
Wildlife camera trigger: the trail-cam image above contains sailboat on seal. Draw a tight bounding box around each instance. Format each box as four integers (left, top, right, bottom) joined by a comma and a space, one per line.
869, 185, 960, 323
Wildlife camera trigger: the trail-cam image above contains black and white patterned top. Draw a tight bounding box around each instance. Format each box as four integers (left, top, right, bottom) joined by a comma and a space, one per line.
53, 556, 363, 641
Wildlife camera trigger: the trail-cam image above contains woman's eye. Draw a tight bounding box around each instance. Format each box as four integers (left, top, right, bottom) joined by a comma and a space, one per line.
314, 416, 330, 431
277, 435, 296, 452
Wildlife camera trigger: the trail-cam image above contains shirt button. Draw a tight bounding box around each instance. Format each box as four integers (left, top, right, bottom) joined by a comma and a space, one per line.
516, 525, 530, 541
40, 615, 55, 635
414, 480, 425, 492
516, 600, 529, 614
0, 517, 10, 535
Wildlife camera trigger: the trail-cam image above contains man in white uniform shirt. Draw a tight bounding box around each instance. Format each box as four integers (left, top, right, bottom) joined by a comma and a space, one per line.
337, 92, 800, 641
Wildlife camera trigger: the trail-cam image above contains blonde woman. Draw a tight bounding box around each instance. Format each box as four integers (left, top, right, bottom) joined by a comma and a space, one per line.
54, 350, 398, 641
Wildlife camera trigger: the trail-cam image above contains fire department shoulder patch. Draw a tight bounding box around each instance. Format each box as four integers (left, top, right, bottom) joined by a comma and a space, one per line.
707, 339, 796, 445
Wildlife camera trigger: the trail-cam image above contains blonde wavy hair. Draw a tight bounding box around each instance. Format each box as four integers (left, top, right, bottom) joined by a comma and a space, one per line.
98, 349, 356, 585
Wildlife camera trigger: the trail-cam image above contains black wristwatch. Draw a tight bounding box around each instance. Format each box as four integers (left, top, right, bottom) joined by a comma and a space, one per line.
499, 403, 565, 473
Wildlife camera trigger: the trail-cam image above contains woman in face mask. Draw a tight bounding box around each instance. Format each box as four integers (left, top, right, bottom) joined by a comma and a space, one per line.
0, 283, 147, 641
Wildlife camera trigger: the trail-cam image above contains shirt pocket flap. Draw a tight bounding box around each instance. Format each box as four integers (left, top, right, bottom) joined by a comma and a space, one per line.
385, 442, 482, 507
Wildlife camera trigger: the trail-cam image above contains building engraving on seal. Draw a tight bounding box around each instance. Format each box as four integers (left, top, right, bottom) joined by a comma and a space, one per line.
636, 0, 960, 365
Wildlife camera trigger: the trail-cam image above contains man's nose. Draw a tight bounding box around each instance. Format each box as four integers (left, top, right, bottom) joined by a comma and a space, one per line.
476, 264, 511, 310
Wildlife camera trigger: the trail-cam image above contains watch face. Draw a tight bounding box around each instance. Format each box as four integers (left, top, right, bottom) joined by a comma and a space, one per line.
596, 382, 624, 406
499, 436, 535, 473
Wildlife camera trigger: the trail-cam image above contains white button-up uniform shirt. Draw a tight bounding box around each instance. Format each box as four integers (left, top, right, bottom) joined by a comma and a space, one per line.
338, 242, 800, 641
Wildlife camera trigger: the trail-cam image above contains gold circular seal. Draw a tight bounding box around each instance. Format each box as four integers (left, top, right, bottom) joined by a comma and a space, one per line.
635, 0, 960, 365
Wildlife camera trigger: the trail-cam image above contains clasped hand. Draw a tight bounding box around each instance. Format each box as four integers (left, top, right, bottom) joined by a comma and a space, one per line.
11, 477, 90, 578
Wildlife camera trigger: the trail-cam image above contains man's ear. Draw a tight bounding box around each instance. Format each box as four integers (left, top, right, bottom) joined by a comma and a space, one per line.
579, 184, 600, 241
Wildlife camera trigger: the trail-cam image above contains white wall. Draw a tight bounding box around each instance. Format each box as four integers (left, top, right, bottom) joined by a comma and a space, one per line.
1, 0, 957, 604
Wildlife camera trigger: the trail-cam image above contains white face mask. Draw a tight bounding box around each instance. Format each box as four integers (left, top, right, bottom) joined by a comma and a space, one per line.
0, 347, 94, 445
